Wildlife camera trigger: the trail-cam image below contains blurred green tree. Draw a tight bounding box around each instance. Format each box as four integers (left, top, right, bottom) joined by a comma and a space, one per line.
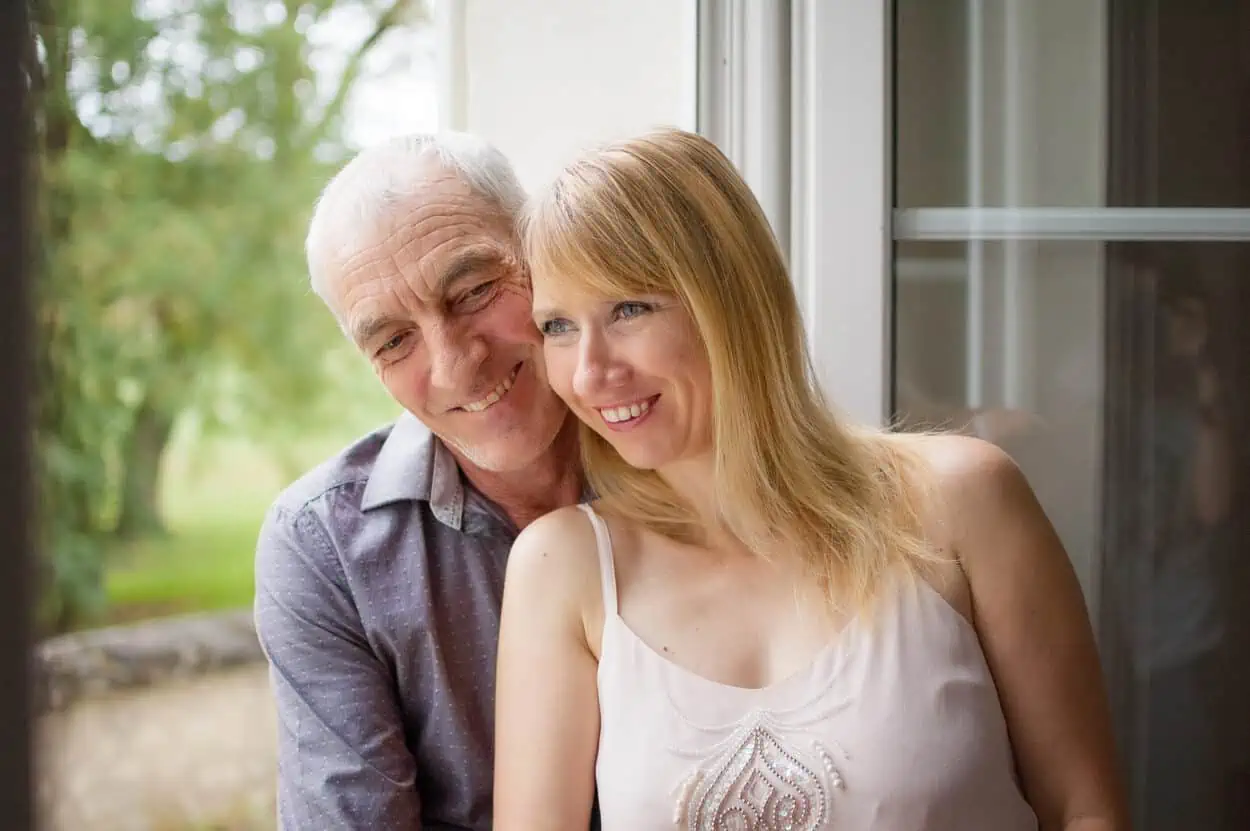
29, 0, 421, 631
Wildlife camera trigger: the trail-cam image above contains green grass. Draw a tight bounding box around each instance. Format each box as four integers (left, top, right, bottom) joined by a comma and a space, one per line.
98, 433, 279, 625
96, 413, 395, 628
104, 514, 264, 623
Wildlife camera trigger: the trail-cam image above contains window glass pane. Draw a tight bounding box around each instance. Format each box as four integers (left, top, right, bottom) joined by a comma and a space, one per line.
893, 237, 1250, 831
896, 0, 1250, 209
893, 239, 1105, 595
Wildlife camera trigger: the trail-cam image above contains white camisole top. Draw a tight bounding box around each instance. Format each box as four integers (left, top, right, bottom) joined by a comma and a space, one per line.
580, 504, 1039, 830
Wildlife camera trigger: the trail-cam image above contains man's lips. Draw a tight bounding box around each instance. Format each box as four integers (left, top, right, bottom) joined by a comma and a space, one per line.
456, 363, 522, 413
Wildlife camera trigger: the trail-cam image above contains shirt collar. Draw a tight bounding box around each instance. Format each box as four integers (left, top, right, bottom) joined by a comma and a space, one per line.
361, 412, 465, 528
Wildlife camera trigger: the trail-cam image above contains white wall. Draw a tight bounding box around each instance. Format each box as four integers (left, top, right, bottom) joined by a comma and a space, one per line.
441, 0, 698, 193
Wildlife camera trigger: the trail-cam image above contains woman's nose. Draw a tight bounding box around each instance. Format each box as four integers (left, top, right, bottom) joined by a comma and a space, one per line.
572, 334, 626, 398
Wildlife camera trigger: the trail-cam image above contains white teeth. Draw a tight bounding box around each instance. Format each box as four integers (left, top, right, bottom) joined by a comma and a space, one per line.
600, 398, 652, 424
462, 366, 518, 413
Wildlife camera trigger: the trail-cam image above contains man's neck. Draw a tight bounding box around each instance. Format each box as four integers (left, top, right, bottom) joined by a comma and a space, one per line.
459, 416, 584, 531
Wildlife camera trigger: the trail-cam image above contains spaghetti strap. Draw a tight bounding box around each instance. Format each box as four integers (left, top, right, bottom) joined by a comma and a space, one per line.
577, 503, 619, 617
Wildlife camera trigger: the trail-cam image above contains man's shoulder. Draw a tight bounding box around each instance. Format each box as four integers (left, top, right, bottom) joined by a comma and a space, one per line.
257, 418, 437, 568
268, 420, 398, 517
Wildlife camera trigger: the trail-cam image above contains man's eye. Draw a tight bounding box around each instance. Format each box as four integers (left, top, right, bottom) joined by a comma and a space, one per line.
458, 281, 497, 307
376, 333, 407, 356
540, 318, 572, 337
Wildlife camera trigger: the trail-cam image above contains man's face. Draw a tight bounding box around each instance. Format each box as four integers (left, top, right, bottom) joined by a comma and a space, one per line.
326, 170, 568, 473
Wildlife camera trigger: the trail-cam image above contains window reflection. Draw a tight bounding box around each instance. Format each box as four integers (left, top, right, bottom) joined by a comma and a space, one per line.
894, 0, 1250, 825
892, 240, 1250, 830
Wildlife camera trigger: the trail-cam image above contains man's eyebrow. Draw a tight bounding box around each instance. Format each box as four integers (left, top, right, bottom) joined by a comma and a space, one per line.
351, 314, 403, 346
436, 248, 506, 295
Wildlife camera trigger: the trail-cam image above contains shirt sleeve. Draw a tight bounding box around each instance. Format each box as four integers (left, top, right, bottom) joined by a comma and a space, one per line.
254, 501, 422, 830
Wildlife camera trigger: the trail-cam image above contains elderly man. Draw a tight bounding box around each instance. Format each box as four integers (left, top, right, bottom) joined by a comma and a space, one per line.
254, 133, 585, 829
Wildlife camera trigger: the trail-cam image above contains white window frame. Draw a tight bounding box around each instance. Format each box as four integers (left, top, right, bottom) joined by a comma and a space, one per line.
699, 0, 894, 427
434, 0, 468, 131
697, 0, 792, 251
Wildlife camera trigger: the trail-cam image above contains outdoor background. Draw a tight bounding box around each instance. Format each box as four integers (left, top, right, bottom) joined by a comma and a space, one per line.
27, 2, 423, 827
26, 1, 694, 827
30, 0, 427, 636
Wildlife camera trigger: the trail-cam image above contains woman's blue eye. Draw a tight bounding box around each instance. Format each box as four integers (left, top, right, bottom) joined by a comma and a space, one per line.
541, 318, 572, 336
615, 301, 651, 320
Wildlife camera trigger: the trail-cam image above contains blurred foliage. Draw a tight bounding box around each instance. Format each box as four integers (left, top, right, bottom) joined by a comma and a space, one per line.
29, 0, 421, 633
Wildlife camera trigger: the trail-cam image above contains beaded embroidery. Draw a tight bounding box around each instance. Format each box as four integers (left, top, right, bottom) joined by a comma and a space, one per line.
676, 720, 834, 830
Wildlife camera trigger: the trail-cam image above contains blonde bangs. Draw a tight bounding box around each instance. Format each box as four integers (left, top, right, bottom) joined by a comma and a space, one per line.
522, 155, 685, 305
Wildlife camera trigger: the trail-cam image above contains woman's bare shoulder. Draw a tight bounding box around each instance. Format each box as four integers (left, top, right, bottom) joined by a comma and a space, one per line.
894, 430, 1007, 470
510, 505, 602, 578
892, 433, 1026, 618
903, 432, 1059, 579
505, 504, 612, 635
897, 433, 1024, 512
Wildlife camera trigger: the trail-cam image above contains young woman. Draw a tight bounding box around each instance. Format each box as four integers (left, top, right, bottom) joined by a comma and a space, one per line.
493, 127, 1126, 830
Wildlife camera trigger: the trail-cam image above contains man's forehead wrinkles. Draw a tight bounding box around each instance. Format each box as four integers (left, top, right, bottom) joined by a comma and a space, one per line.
338, 227, 408, 277
399, 226, 500, 272
339, 252, 405, 299
339, 269, 393, 312
339, 243, 421, 299
405, 205, 495, 239
336, 197, 473, 268
395, 191, 501, 231
389, 269, 423, 310
399, 218, 467, 255
370, 213, 496, 272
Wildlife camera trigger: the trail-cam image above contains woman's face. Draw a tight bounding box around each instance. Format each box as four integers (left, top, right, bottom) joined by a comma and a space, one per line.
531, 275, 714, 471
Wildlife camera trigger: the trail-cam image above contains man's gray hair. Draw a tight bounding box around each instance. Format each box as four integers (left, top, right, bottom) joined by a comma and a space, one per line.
305, 132, 528, 302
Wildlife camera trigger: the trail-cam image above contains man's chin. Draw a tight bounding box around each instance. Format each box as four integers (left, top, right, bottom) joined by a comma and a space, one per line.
443, 428, 567, 476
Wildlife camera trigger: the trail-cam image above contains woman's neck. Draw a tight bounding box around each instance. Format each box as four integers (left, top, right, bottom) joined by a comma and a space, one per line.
657, 453, 742, 551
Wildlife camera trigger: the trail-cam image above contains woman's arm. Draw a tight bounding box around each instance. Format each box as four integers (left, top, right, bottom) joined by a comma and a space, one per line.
494, 508, 603, 830
1191, 363, 1233, 526
929, 436, 1129, 831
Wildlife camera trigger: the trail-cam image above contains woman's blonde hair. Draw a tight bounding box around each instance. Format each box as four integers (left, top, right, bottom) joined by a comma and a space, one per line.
523, 127, 937, 615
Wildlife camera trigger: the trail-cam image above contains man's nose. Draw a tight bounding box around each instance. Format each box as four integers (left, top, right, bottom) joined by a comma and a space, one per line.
427, 323, 486, 392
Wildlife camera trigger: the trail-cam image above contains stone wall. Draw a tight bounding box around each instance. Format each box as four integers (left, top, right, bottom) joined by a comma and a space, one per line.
34, 611, 277, 831
36, 610, 266, 714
